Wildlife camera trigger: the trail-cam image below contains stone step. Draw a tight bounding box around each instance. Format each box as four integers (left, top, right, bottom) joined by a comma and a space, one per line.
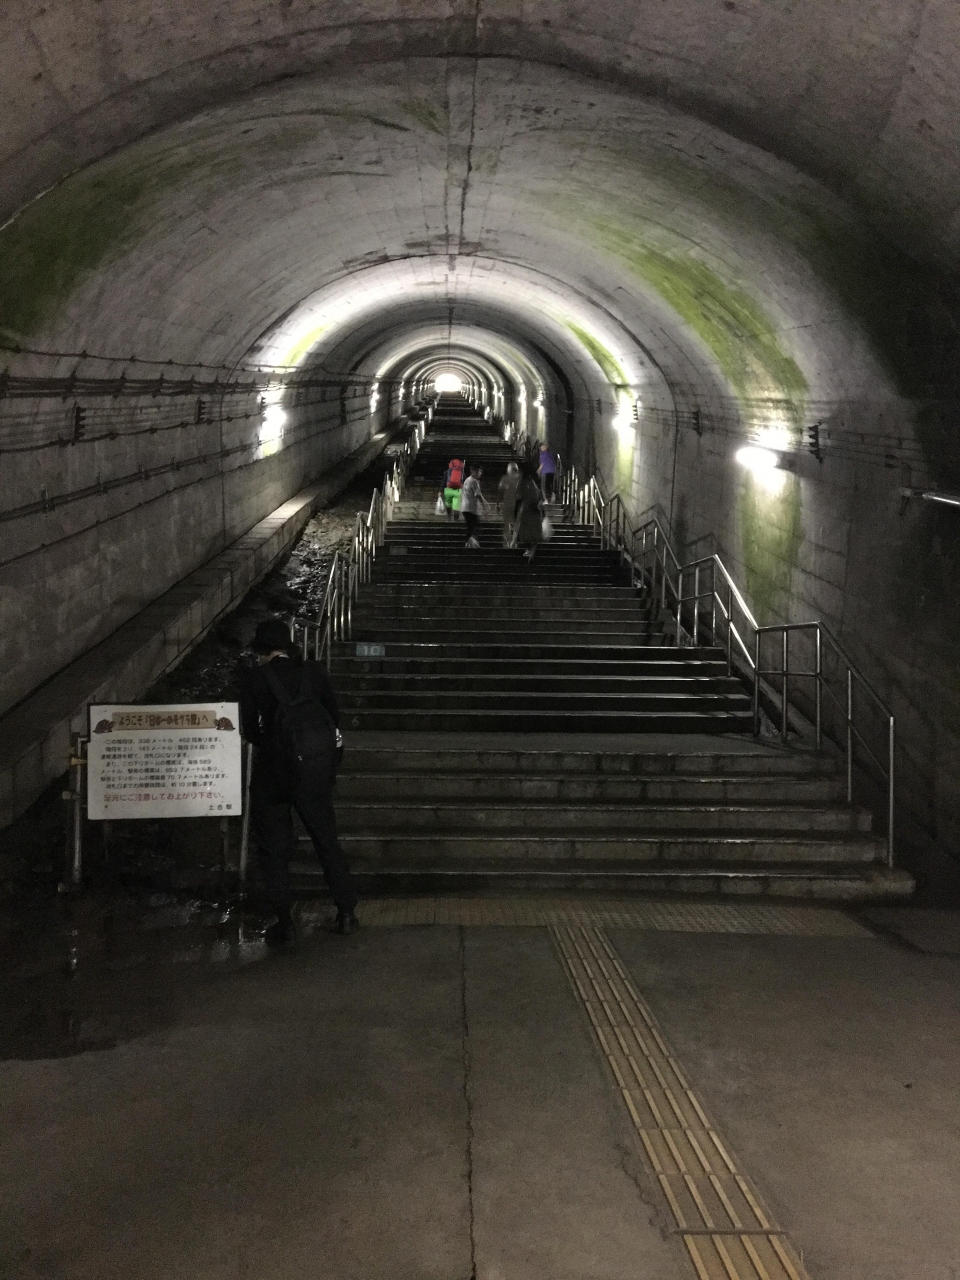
354, 600, 651, 618
336, 800, 870, 834
334, 771, 846, 803
337, 744, 836, 776
384, 525, 593, 538
374, 561, 623, 576
331, 831, 882, 862
334, 658, 729, 677
392, 508, 575, 518
334, 643, 702, 661
348, 628, 659, 646
370, 570, 629, 584
359, 583, 640, 601
291, 862, 914, 901
338, 675, 743, 695
379, 546, 614, 558
340, 709, 754, 732
339, 690, 751, 713
351, 605, 652, 624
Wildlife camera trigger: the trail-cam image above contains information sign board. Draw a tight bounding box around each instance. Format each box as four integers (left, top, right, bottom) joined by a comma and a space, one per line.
87, 703, 243, 820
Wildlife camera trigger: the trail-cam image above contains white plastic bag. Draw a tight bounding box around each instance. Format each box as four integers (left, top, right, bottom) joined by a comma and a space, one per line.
541, 515, 554, 540
435, 493, 446, 516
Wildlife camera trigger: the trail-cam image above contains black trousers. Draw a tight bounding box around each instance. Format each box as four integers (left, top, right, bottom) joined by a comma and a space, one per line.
462, 511, 479, 539
251, 758, 358, 916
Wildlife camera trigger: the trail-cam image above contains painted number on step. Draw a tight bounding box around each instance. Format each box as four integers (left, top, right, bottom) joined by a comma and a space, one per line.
356, 643, 386, 657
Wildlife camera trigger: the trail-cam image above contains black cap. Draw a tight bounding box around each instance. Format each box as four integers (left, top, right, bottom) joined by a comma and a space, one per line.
252, 618, 294, 655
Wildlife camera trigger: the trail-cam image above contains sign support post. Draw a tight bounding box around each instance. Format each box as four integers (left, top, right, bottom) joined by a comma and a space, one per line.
62, 702, 246, 897
60, 735, 89, 892
238, 741, 253, 896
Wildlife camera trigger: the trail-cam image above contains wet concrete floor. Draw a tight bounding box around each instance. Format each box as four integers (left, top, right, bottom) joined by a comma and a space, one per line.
2, 895, 959, 1279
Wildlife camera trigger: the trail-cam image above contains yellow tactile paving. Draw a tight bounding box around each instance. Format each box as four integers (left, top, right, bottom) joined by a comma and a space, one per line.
551, 924, 812, 1280
298, 895, 869, 936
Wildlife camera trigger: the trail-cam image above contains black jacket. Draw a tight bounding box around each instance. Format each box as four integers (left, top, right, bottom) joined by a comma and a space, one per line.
238, 656, 341, 749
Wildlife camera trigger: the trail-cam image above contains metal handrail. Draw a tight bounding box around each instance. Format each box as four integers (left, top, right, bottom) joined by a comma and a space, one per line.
572, 471, 897, 864
291, 419, 425, 665
752, 621, 895, 866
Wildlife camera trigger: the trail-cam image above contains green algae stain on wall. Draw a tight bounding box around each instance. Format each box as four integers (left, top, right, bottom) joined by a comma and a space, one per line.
739, 472, 803, 623
563, 321, 637, 494
556, 213, 809, 620
0, 117, 335, 344
399, 97, 446, 136
564, 320, 629, 386
0, 148, 200, 342
583, 216, 808, 416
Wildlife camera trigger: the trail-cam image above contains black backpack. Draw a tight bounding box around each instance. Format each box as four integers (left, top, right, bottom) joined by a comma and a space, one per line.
262, 664, 338, 784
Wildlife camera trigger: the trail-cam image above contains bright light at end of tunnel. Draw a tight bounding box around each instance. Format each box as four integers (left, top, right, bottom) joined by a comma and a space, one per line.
434, 373, 463, 393
735, 445, 786, 495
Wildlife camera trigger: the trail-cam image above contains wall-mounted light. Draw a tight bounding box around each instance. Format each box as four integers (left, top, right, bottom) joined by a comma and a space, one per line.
613, 392, 637, 446
901, 487, 960, 508
258, 401, 287, 457
736, 445, 780, 474
735, 444, 789, 495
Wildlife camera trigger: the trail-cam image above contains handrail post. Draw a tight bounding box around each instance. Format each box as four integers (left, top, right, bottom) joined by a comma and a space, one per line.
887, 715, 896, 868
676, 567, 683, 646
752, 631, 761, 737
815, 627, 823, 750
845, 668, 854, 804
780, 628, 789, 743
726, 582, 733, 674
693, 564, 700, 645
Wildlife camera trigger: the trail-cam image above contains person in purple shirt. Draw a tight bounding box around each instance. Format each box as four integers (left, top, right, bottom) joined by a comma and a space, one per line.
538, 443, 558, 501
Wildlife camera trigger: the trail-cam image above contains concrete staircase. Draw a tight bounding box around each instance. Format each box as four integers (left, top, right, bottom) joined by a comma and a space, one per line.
296, 394, 913, 901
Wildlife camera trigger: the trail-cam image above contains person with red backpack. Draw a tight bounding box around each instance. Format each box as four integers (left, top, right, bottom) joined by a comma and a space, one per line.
440, 457, 466, 519
239, 618, 358, 947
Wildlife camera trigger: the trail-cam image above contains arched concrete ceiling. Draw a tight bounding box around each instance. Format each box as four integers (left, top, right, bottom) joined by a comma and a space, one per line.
3, 0, 960, 259
3, 17, 960, 463
1, 55, 919, 427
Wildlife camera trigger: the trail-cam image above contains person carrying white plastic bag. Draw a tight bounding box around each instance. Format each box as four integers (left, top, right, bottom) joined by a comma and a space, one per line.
459, 464, 490, 548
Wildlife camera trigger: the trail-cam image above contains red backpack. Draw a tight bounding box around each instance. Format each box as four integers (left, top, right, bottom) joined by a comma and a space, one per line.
446, 459, 465, 489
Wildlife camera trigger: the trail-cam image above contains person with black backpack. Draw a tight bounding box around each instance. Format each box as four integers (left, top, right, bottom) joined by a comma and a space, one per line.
239, 618, 358, 947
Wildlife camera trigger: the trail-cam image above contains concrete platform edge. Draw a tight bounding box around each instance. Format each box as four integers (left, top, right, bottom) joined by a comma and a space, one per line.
0, 427, 402, 828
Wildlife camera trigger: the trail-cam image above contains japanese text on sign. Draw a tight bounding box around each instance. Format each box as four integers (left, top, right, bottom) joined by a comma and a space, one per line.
87, 703, 242, 820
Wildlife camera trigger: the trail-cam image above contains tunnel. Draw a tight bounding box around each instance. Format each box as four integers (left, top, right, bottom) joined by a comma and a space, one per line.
3, 7, 960, 1276
3, 17, 960, 892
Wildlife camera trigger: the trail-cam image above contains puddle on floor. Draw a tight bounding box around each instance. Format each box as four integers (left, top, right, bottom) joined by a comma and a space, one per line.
0, 892, 307, 1062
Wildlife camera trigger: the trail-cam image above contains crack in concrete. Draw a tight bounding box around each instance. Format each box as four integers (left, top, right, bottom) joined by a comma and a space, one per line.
455, 0, 483, 257
458, 925, 479, 1280
615, 1141, 675, 1242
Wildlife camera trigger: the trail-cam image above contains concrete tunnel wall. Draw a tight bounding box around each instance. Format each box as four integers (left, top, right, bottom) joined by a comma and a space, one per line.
0, 374, 381, 717
1, 13, 960, 887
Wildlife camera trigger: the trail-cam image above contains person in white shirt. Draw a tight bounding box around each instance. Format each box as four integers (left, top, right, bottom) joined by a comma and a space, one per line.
459, 465, 489, 548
